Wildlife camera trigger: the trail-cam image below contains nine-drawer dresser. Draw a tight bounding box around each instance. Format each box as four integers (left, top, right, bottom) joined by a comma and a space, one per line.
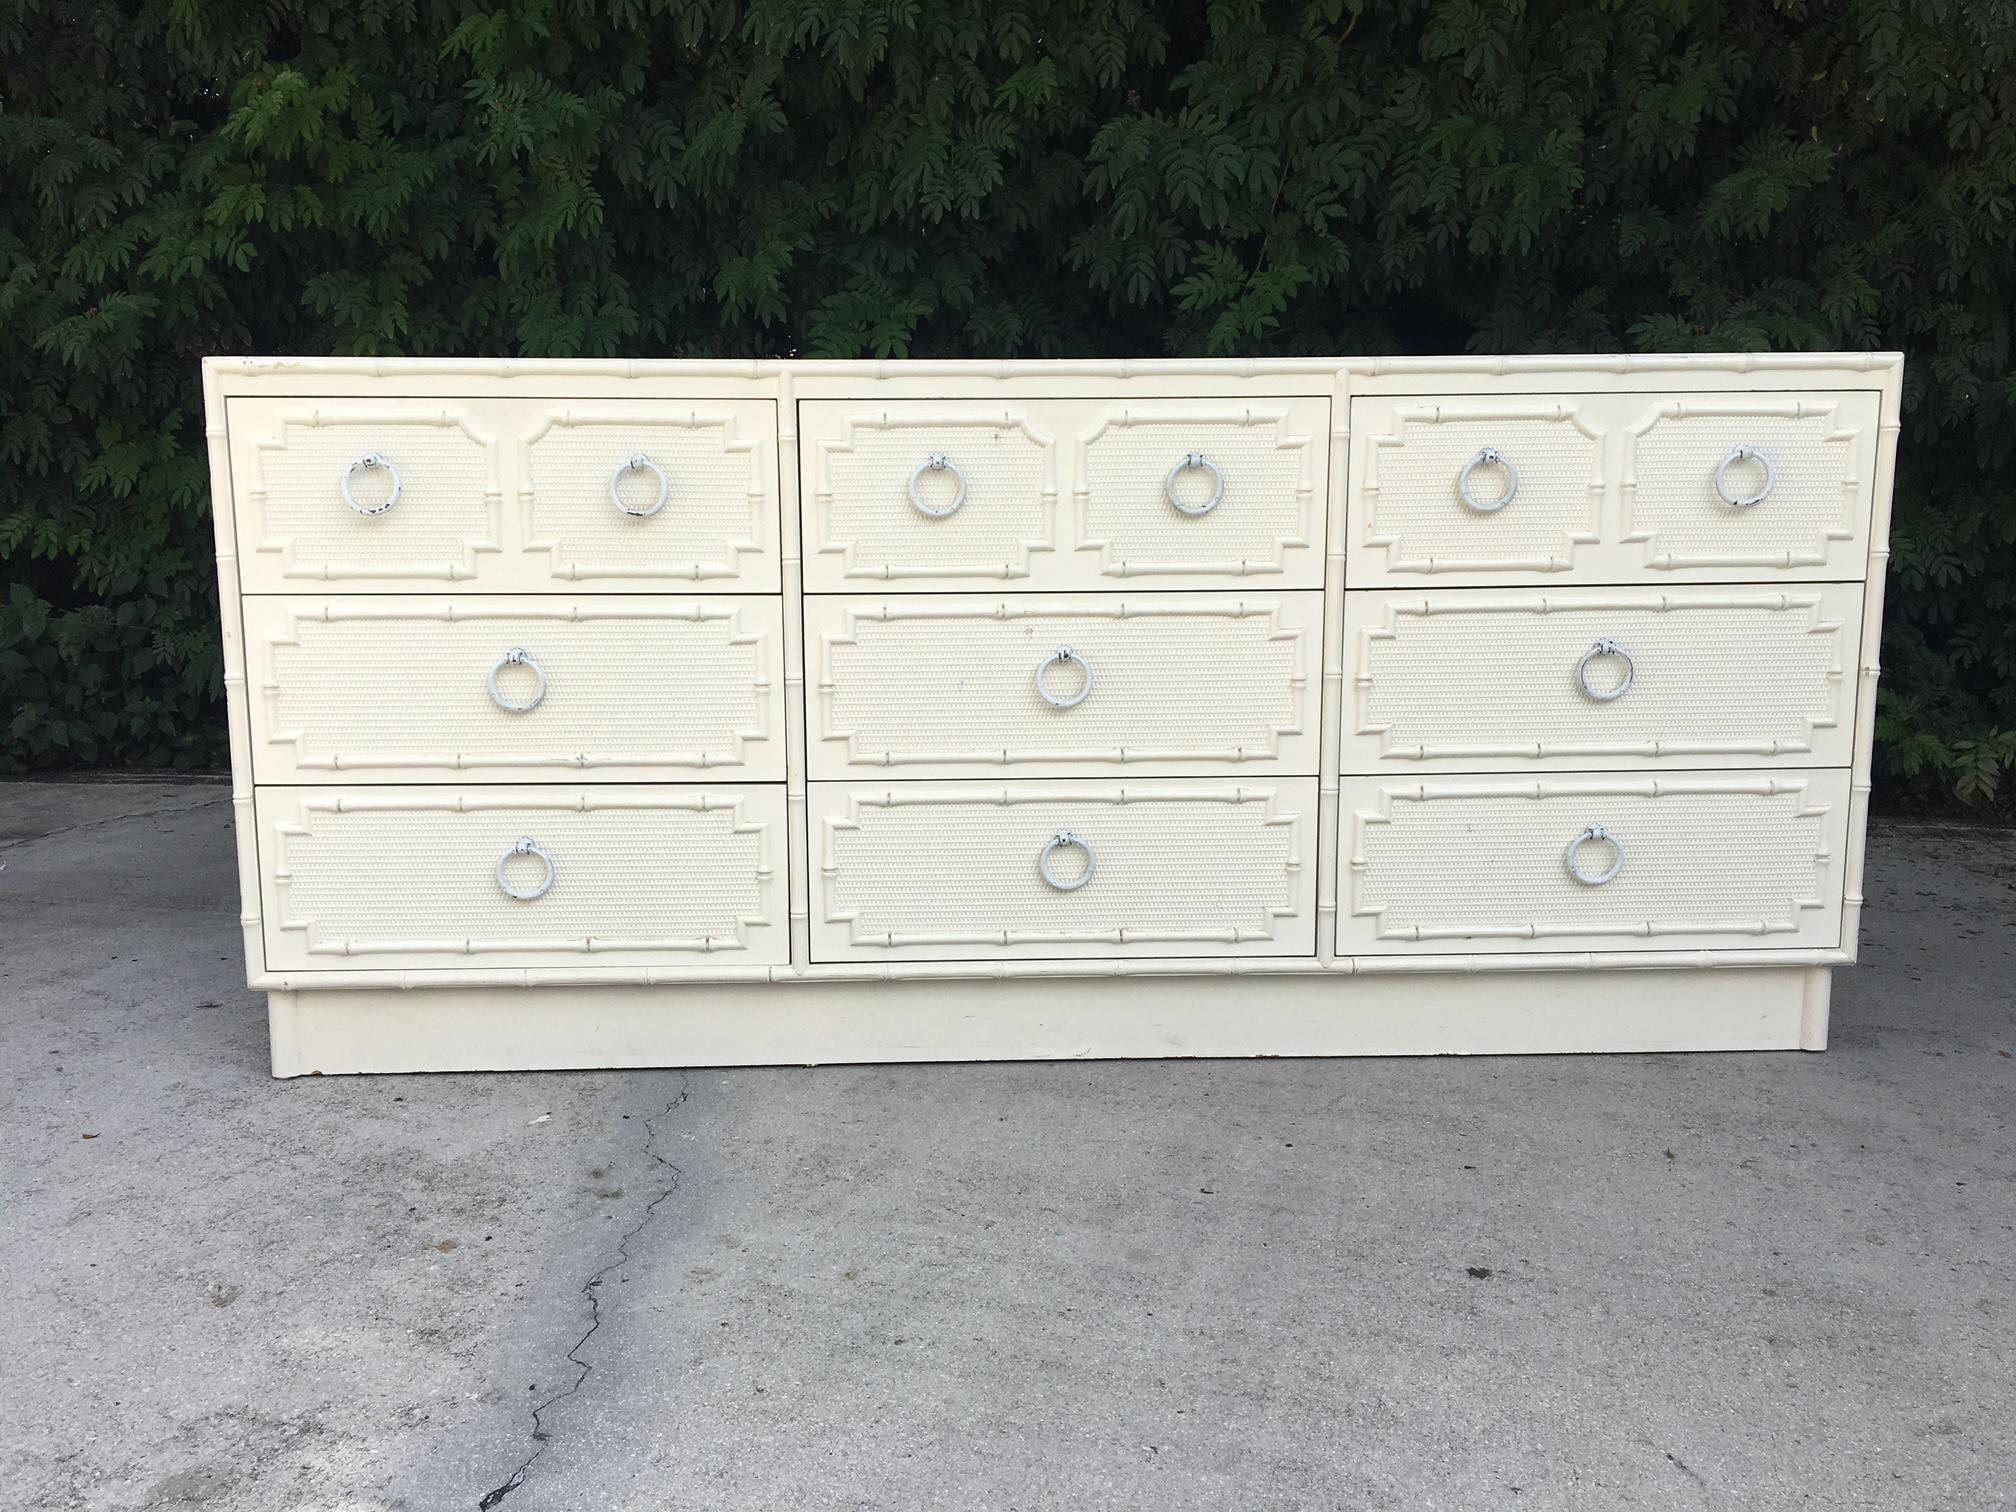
203, 353, 1900, 1075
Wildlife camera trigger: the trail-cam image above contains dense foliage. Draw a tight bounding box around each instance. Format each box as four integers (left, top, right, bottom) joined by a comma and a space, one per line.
4, 1, 2014, 797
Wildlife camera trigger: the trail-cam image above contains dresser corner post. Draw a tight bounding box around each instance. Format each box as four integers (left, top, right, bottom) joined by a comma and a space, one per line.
266, 991, 306, 1077
775, 366, 813, 968
1798, 966, 1832, 1051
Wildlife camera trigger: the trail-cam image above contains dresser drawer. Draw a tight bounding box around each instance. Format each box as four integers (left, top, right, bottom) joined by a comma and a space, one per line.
808, 592, 1321, 777
256, 785, 787, 971
227, 397, 779, 591
1344, 585, 1862, 771
811, 779, 1318, 960
801, 397, 1327, 590
1338, 771, 1850, 955
245, 596, 784, 783
1347, 391, 1879, 586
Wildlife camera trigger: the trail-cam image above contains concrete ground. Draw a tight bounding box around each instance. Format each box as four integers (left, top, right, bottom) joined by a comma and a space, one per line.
1, 777, 2010, 1512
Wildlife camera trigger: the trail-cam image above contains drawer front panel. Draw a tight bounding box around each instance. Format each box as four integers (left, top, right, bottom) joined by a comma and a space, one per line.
812, 779, 1318, 960
258, 786, 787, 971
809, 593, 1321, 777
228, 397, 779, 591
801, 398, 1327, 590
1344, 585, 1862, 771
1338, 771, 1850, 955
247, 597, 784, 783
1347, 391, 1878, 586
519, 401, 777, 588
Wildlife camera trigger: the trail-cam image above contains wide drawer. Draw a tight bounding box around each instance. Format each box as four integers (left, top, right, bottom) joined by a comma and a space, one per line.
256, 785, 787, 971
800, 397, 1327, 590
1347, 391, 1880, 586
245, 596, 784, 783
227, 397, 779, 591
1343, 585, 1862, 771
811, 778, 1318, 960
1337, 770, 1851, 955
808, 593, 1321, 777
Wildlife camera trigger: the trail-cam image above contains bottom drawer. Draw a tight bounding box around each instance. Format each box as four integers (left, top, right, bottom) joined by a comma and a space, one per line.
256, 785, 787, 971
1338, 770, 1850, 955
811, 778, 1318, 961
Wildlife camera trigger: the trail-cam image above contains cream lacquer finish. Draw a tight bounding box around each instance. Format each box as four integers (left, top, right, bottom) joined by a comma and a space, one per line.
204, 353, 1899, 1073
1348, 391, 1879, 586
811, 779, 1318, 961
227, 396, 779, 592
247, 596, 785, 783
1338, 770, 1851, 955
1344, 584, 1863, 771
256, 785, 788, 971
799, 397, 1328, 590
808, 592, 1322, 778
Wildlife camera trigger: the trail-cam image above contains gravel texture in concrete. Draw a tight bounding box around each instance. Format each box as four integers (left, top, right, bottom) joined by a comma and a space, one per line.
1, 777, 2010, 1511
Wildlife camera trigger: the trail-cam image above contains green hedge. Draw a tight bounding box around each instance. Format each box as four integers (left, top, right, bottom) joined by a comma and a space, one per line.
5, 1, 2014, 797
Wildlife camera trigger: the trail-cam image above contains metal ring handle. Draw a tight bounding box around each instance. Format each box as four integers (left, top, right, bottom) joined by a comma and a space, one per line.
609, 453, 670, 517
1576, 638, 1635, 702
340, 453, 401, 516
488, 647, 546, 712
1715, 445, 1774, 508
1038, 830, 1096, 891
1034, 646, 1093, 709
1564, 824, 1624, 886
1165, 451, 1224, 516
908, 453, 967, 517
1457, 447, 1519, 513
496, 838, 555, 901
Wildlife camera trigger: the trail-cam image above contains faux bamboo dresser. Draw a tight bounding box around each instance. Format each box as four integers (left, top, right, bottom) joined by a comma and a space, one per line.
203, 354, 1900, 1075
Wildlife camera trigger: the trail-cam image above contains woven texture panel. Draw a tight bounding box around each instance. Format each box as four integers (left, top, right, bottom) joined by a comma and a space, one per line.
816, 415, 1052, 578
267, 790, 781, 967
524, 416, 764, 578
253, 414, 497, 578
264, 602, 775, 776
1357, 593, 1851, 763
820, 598, 1311, 770
817, 782, 1313, 959
1346, 778, 1838, 951
1363, 408, 1601, 570
1627, 404, 1859, 564
1078, 412, 1314, 571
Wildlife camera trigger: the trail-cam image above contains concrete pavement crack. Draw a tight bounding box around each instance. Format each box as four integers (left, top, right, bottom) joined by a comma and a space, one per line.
0, 791, 230, 854
478, 1073, 692, 1509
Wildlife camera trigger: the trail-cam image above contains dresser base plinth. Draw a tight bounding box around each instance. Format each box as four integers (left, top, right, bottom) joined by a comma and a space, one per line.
265, 966, 1830, 1077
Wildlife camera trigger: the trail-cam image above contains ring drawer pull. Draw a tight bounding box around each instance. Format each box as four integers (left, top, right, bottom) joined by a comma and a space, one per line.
1165, 451, 1224, 515
488, 647, 546, 712
496, 838, 555, 901
1039, 830, 1096, 891
341, 452, 401, 516
1457, 447, 1518, 512
1564, 824, 1624, 886
1715, 445, 1774, 508
908, 453, 967, 517
1576, 638, 1635, 702
609, 453, 670, 517
1035, 646, 1093, 709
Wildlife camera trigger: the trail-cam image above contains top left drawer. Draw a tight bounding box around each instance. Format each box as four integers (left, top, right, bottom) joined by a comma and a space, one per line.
225, 397, 780, 593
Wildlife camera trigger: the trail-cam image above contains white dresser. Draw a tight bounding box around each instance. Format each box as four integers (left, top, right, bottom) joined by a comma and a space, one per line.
203, 354, 1899, 1075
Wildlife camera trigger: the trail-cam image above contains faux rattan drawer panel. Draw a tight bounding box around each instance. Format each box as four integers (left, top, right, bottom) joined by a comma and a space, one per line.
245, 596, 784, 783
227, 397, 779, 591
1347, 392, 1879, 586
519, 400, 778, 588
808, 592, 1321, 778
256, 785, 787, 971
1343, 585, 1863, 772
800, 397, 1327, 590
1338, 771, 1851, 956
811, 779, 1318, 961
